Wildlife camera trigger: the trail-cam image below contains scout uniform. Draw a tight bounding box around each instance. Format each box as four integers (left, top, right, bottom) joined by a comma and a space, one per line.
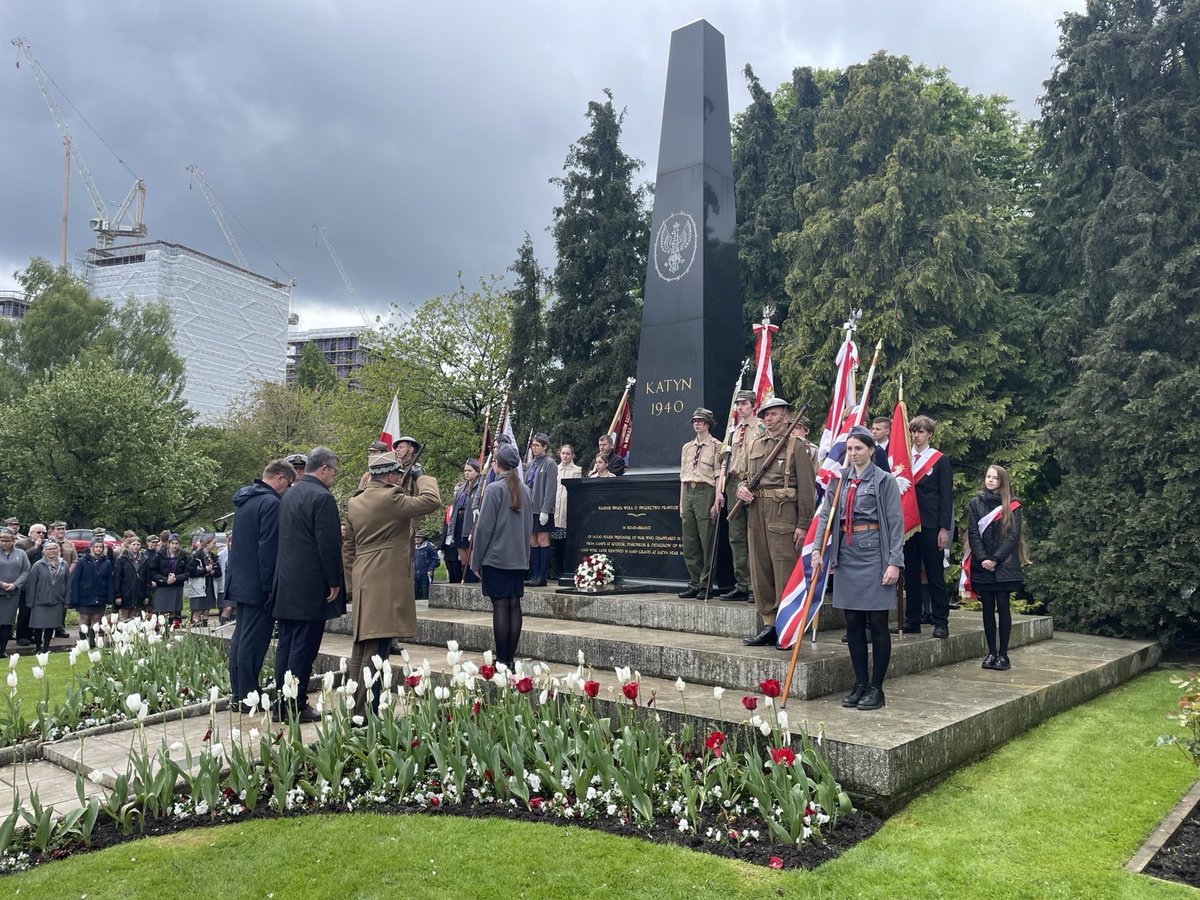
719, 390, 758, 601
740, 397, 816, 645
678, 408, 723, 598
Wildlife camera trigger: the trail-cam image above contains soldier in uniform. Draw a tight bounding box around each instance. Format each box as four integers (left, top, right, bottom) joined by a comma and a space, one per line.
717, 390, 758, 602
678, 408, 723, 599
736, 397, 816, 646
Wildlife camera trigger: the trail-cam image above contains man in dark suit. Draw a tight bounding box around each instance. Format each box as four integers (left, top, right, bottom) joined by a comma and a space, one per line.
226, 458, 296, 705
871, 416, 891, 472
902, 415, 953, 638
271, 446, 345, 721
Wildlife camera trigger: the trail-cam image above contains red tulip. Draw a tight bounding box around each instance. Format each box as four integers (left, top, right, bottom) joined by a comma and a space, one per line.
741, 696, 758, 711
768, 856, 783, 869
480, 664, 495, 680
405, 674, 421, 688
759, 678, 781, 698
705, 730, 725, 757
622, 681, 639, 702
583, 679, 600, 698
516, 677, 533, 694
770, 747, 796, 766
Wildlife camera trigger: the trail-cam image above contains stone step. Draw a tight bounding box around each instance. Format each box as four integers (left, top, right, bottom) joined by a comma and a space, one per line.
428, 583, 861, 636
300, 628, 1159, 812
389, 607, 1056, 700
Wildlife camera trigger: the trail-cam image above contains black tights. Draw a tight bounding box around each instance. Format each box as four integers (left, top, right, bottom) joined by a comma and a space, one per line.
980, 591, 1012, 656
0, 624, 9, 657
844, 609, 891, 689
34, 628, 54, 653
490, 596, 523, 668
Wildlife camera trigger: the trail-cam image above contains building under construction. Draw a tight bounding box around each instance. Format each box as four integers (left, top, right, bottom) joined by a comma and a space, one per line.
84, 241, 290, 419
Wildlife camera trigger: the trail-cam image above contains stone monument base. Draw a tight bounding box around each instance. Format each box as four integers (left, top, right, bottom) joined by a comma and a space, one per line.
561, 473, 733, 591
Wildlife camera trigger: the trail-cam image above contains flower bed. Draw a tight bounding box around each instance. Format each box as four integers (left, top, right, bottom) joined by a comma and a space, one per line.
0, 644, 873, 874
1, 615, 231, 747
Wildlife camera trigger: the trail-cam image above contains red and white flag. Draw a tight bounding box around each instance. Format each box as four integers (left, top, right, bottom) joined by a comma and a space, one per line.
751, 319, 778, 410
379, 394, 400, 448
886, 396, 922, 540
814, 333, 859, 493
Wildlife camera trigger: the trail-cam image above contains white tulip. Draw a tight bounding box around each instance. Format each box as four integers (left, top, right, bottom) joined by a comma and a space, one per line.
230, 727, 241, 742
249, 728, 260, 742
777, 710, 790, 733
351, 715, 364, 726
614, 666, 631, 685
713, 686, 725, 700
401, 648, 412, 664
577, 649, 586, 666
7, 654, 19, 669
243, 691, 261, 710
759, 721, 772, 737
362, 667, 378, 689
482, 649, 493, 665
137, 702, 149, 721
446, 639, 459, 653
208, 685, 220, 704
339, 657, 348, 674
94, 637, 104, 649
342, 678, 359, 698
209, 743, 225, 759
370, 654, 384, 670
68, 649, 78, 667
88, 649, 102, 663
675, 677, 686, 693
322, 671, 335, 693
446, 650, 463, 667
381, 668, 393, 690
125, 693, 143, 714
260, 692, 272, 712
31, 666, 44, 680
35, 652, 49, 667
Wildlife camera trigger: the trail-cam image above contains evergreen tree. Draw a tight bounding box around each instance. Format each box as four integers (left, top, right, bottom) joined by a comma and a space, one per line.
507, 233, 548, 433
1030, 0, 1200, 642
545, 90, 649, 451
773, 54, 1024, 499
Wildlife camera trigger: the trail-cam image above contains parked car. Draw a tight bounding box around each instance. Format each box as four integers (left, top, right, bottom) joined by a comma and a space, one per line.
64, 529, 123, 554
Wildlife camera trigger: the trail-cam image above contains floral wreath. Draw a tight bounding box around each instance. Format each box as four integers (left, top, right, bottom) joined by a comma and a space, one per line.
574, 553, 615, 590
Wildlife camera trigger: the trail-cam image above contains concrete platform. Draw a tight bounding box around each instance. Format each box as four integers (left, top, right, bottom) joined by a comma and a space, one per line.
428, 583, 861, 635
367, 606, 1054, 699
303, 628, 1159, 812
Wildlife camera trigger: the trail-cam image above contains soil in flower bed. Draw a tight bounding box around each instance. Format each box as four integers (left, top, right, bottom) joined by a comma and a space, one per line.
9, 799, 881, 874
1145, 807, 1200, 888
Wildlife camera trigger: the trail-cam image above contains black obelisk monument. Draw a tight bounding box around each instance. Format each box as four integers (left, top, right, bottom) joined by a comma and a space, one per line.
560, 20, 741, 589
631, 19, 742, 471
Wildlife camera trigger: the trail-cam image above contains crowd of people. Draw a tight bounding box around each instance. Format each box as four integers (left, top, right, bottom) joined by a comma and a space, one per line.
0, 409, 1027, 717
0, 518, 232, 656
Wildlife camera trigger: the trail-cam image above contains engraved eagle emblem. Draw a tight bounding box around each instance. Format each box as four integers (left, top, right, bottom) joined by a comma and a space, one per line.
653, 212, 698, 281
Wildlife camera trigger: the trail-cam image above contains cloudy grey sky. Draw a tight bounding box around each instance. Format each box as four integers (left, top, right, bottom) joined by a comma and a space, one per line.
3, 0, 1085, 329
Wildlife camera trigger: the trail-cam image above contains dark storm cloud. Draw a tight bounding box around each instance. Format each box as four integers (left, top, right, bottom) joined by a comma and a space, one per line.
2, 1, 1082, 327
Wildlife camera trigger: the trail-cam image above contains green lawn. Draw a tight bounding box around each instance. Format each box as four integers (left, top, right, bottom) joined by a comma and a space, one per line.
4, 669, 1198, 898
3, 649, 90, 715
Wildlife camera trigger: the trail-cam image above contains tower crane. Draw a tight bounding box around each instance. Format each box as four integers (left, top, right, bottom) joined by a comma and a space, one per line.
314, 223, 372, 326
13, 38, 147, 251
185, 165, 248, 270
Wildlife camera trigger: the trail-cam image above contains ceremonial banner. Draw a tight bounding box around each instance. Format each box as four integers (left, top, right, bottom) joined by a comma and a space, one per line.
959, 500, 1021, 599
775, 514, 831, 649
751, 318, 778, 410
887, 397, 922, 540
608, 385, 634, 460
379, 394, 400, 448
815, 333, 859, 493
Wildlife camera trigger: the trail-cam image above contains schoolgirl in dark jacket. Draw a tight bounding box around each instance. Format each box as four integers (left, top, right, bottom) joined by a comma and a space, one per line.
966, 464, 1028, 672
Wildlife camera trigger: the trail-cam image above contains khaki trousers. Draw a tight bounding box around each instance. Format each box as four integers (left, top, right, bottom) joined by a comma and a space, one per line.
725, 479, 751, 593
681, 483, 716, 589
746, 496, 800, 626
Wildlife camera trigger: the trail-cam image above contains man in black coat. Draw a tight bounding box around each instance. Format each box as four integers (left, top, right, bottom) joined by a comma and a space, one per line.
226, 459, 296, 705
902, 415, 954, 638
271, 447, 344, 720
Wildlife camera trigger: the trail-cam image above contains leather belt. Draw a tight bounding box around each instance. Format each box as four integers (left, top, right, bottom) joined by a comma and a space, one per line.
684, 481, 712, 489
758, 488, 796, 500
852, 522, 879, 532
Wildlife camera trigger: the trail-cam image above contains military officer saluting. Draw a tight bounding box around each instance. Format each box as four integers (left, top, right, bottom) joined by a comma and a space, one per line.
678, 408, 724, 599
736, 397, 816, 647
718, 390, 758, 602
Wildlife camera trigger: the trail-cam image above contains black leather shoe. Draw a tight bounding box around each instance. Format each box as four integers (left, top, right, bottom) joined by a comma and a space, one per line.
718, 588, 749, 601
857, 687, 886, 710
932, 625, 949, 639
841, 632, 849, 643
743, 625, 778, 647
677, 587, 700, 599
994, 655, 1011, 671
842, 684, 868, 707
981, 654, 997, 670
528, 578, 547, 587
902, 625, 922, 635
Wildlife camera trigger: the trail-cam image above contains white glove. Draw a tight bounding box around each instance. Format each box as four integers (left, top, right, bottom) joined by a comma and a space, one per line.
539, 513, 549, 526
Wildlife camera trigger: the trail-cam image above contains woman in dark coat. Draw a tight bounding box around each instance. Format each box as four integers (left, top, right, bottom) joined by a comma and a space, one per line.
451, 459, 484, 583
70, 537, 114, 643
114, 536, 147, 621
27, 540, 69, 652
813, 426, 905, 711
471, 444, 534, 670
148, 534, 189, 621
966, 464, 1028, 672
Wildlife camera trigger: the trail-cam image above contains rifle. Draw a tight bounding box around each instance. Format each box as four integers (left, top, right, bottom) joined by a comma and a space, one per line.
724, 403, 808, 521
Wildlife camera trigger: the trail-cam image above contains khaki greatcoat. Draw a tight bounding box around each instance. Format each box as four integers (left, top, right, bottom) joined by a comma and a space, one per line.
342, 474, 441, 642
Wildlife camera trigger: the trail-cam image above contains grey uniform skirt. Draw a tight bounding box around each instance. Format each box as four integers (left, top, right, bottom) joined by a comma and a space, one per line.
831, 528, 895, 611
153, 584, 185, 615
0, 594, 18, 624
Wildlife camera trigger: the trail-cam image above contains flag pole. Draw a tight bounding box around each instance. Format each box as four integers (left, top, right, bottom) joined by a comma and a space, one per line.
607, 377, 635, 439
703, 357, 752, 601
781, 470, 845, 708
895, 373, 907, 633
478, 405, 491, 465
852, 339, 884, 427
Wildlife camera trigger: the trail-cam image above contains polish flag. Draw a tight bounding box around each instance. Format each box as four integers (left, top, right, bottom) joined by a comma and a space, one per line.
379, 394, 400, 449
887, 397, 922, 540
751, 321, 778, 410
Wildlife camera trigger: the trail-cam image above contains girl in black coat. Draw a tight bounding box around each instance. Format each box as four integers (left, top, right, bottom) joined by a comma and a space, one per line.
114, 537, 148, 621
186, 535, 221, 626
966, 464, 1029, 672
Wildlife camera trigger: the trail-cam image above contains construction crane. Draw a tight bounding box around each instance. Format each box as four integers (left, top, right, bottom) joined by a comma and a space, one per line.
13, 38, 148, 252
314, 223, 372, 326
186, 165, 248, 269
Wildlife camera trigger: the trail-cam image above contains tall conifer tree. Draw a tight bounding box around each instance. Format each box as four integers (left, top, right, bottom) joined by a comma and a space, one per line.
545, 90, 649, 451
1031, 0, 1200, 642
507, 234, 548, 434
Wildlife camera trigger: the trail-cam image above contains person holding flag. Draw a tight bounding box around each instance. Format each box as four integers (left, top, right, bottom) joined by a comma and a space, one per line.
717, 390, 758, 602
737, 397, 816, 646
902, 415, 954, 637
963, 464, 1028, 672
812, 425, 905, 711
